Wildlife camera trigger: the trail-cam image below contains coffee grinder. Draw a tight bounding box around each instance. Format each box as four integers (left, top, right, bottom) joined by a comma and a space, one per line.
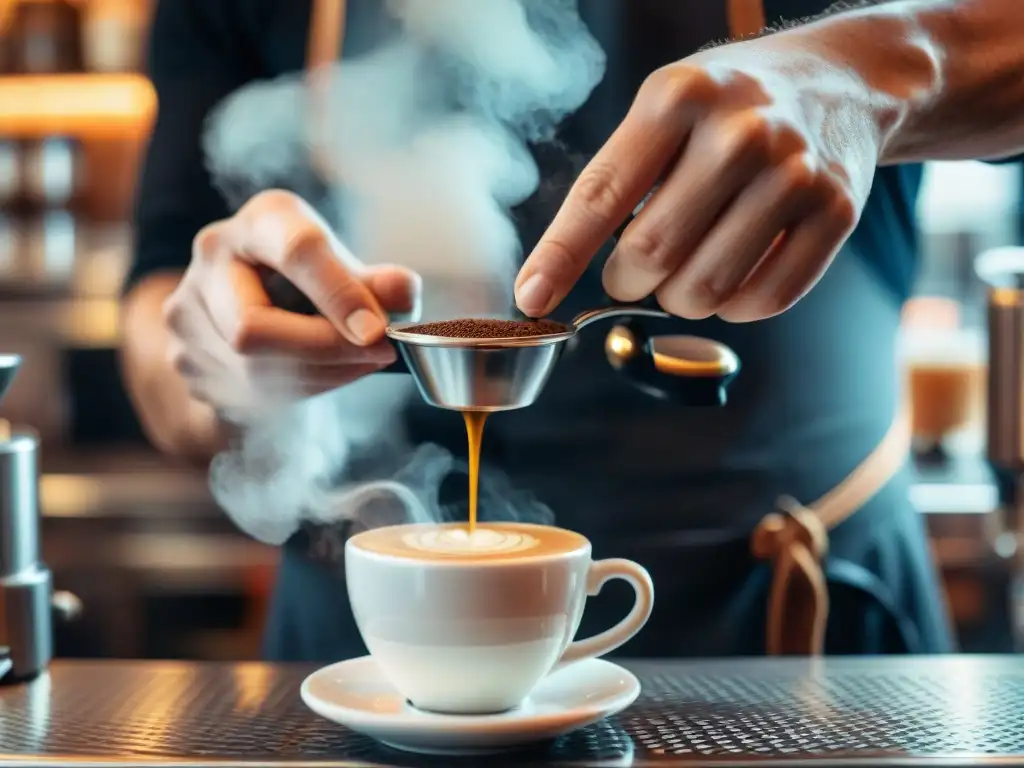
0, 354, 77, 683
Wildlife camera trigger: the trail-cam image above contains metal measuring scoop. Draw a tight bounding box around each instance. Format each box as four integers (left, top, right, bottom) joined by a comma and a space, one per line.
385, 308, 739, 411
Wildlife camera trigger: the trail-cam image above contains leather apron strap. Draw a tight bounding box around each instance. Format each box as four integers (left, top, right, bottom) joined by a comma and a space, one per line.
750, 409, 912, 655
306, 0, 347, 181
727, 0, 767, 38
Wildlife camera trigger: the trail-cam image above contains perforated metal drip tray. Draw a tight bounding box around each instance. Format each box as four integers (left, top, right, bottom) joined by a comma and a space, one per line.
1, 657, 1024, 766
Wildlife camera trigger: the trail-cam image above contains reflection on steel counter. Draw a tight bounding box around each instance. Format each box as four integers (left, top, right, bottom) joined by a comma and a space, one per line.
1, 658, 1024, 765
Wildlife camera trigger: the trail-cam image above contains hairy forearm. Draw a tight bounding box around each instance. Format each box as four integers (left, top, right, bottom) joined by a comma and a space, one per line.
776, 0, 1024, 164
120, 273, 227, 466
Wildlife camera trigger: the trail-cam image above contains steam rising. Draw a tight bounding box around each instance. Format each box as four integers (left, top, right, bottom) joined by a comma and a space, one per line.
202, 1, 605, 549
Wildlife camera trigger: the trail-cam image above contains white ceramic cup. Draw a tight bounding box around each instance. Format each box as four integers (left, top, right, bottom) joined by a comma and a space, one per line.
345, 522, 654, 715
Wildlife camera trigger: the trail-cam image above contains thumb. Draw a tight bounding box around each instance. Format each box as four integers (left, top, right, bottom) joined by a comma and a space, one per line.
363, 265, 422, 317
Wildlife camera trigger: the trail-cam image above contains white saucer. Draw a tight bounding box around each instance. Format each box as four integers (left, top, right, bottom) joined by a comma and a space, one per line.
300, 655, 640, 755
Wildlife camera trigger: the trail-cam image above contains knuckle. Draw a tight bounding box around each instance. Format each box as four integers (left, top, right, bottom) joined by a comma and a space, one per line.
778, 155, 817, 196
279, 225, 328, 272
619, 229, 677, 273
572, 163, 627, 219
166, 342, 191, 376
723, 112, 773, 164
640, 65, 712, 118
690, 276, 728, 310
827, 189, 859, 233
192, 224, 225, 265
228, 307, 262, 353
774, 123, 808, 156
655, 278, 721, 320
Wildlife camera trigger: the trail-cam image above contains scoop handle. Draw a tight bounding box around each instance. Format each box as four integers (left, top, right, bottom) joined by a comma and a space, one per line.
604, 319, 740, 407
260, 269, 409, 374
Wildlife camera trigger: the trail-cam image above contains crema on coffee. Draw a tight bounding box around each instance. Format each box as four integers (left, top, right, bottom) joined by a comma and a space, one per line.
350, 522, 588, 561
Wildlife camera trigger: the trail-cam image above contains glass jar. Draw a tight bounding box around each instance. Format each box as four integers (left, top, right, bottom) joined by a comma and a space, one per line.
81, 0, 148, 73
11, 0, 83, 74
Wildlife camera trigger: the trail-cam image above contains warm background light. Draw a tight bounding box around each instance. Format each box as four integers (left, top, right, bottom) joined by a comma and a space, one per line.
0, 72, 155, 138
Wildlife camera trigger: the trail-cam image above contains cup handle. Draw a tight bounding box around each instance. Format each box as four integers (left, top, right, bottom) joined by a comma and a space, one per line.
556, 558, 654, 667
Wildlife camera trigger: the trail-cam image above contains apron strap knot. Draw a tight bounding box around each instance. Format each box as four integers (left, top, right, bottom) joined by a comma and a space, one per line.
751, 497, 830, 656
749, 411, 910, 656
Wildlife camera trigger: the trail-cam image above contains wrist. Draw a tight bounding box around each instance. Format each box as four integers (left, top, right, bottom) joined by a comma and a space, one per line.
121, 272, 227, 465
764, 4, 942, 165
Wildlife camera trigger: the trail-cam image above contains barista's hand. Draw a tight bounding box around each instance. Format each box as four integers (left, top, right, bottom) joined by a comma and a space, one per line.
515, 37, 881, 323
164, 190, 419, 419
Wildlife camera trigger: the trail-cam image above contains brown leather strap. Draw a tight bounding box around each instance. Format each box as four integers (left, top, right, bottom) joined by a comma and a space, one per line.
307, 0, 345, 71
307, 0, 347, 181
750, 409, 912, 655
727, 0, 767, 38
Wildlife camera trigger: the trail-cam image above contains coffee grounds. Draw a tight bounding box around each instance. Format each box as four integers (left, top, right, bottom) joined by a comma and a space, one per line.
403, 318, 567, 339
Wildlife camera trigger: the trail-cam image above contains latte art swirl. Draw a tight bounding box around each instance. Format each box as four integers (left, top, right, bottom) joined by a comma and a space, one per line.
402, 527, 540, 555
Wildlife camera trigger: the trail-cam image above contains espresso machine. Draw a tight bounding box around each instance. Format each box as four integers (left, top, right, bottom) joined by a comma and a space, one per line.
0, 354, 78, 683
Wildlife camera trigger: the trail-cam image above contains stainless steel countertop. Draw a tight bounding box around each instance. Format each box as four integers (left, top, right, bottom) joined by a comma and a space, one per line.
1, 657, 1023, 766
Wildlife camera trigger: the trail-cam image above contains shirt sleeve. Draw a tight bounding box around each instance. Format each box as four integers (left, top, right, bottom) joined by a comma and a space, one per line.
124, 0, 260, 293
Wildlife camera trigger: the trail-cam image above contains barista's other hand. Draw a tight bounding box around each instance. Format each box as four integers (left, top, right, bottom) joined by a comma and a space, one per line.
515, 38, 880, 323
164, 189, 419, 419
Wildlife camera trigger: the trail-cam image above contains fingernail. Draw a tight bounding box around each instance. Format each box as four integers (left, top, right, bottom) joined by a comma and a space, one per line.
346, 309, 385, 345
516, 273, 554, 316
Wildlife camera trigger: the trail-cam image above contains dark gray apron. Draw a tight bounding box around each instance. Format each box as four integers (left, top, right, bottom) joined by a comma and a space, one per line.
261, 0, 954, 662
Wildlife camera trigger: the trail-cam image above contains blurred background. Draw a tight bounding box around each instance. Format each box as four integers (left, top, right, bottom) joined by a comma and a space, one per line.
0, 0, 1019, 660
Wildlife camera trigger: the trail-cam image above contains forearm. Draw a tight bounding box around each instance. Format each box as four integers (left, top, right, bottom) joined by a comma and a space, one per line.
120, 272, 228, 466
777, 0, 1024, 164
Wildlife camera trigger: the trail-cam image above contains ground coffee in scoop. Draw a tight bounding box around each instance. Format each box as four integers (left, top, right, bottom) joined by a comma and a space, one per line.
403, 318, 567, 338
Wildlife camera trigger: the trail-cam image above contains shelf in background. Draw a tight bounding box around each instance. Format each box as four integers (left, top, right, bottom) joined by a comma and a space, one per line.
0, 73, 155, 139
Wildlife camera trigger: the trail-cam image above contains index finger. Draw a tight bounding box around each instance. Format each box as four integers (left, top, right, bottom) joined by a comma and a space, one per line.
514, 98, 689, 316
196, 241, 396, 365
232, 192, 388, 346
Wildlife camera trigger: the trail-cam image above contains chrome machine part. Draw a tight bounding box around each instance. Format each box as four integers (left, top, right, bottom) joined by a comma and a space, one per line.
0, 353, 76, 684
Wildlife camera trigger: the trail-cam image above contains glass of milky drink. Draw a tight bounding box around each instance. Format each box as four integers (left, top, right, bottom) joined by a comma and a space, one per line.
345, 522, 654, 715
899, 301, 986, 455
